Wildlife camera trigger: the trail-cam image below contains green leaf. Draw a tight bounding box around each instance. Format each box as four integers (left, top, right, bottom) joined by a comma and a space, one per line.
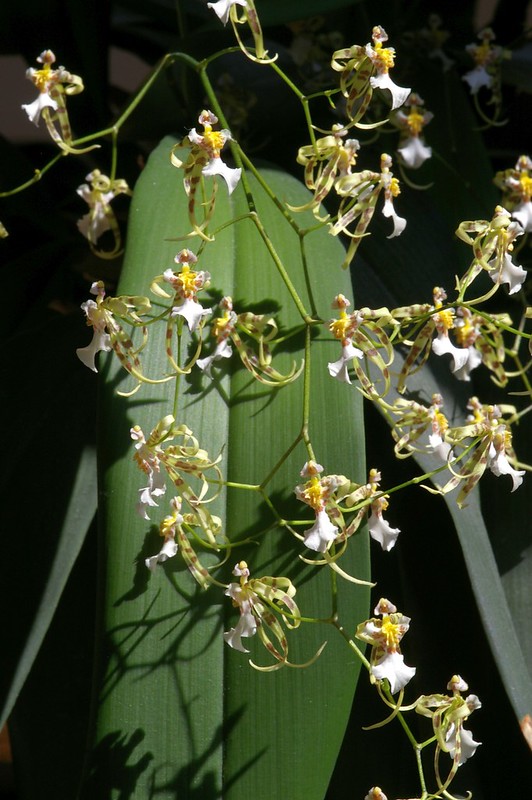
83, 138, 370, 799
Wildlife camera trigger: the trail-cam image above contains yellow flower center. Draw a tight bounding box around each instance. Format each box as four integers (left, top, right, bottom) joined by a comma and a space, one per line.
329, 310, 351, 341
380, 615, 402, 651
178, 264, 199, 296
434, 410, 448, 434
160, 512, 178, 538
202, 124, 225, 156
213, 311, 232, 338
33, 63, 54, 92
406, 109, 424, 136
519, 173, 532, 201
454, 318, 474, 346
437, 308, 454, 331
473, 40, 492, 66
303, 476, 325, 511
373, 41, 395, 72
390, 177, 401, 197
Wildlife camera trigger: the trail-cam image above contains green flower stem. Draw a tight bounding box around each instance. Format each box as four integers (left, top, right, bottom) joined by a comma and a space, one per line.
248, 212, 313, 323
237, 149, 302, 235
461, 302, 532, 340
258, 433, 303, 490
0, 153, 63, 197
268, 61, 318, 148
331, 620, 371, 671
302, 326, 315, 461
198, 66, 313, 325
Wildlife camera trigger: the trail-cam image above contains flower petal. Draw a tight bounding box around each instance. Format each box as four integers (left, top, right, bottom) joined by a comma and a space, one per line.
203, 157, 242, 195
224, 610, 257, 652
145, 537, 178, 572
303, 509, 339, 553
368, 510, 400, 551
371, 650, 416, 694
76, 330, 112, 372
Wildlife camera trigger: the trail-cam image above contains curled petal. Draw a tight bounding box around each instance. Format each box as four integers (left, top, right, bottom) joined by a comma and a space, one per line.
512, 201, 532, 233
454, 346, 482, 381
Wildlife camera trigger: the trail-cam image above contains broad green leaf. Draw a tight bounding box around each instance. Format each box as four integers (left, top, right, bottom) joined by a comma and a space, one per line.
82, 137, 369, 799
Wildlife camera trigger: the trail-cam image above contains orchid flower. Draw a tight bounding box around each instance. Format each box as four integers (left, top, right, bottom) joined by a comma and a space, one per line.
76, 281, 152, 385
495, 155, 532, 232
419, 14, 454, 72
463, 28, 504, 94
171, 110, 241, 238
131, 416, 223, 524
197, 296, 303, 385
295, 461, 341, 553
207, 0, 275, 63
164, 250, 212, 332
149, 250, 219, 375
22, 50, 96, 154
145, 496, 181, 570
456, 206, 526, 298
430, 398, 525, 507
223, 561, 302, 669
392, 93, 433, 169
131, 417, 173, 519
367, 470, 401, 551
77, 169, 132, 257
416, 675, 482, 783
462, 28, 510, 124
364, 789, 388, 800
396, 287, 470, 392
331, 26, 410, 124
431, 287, 470, 373
328, 295, 394, 397
290, 126, 360, 218
332, 153, 406, 268
145, 494, 220, 588
388, 394, 452, 462
365, 26, 411, 110
356, 598, 416, 694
